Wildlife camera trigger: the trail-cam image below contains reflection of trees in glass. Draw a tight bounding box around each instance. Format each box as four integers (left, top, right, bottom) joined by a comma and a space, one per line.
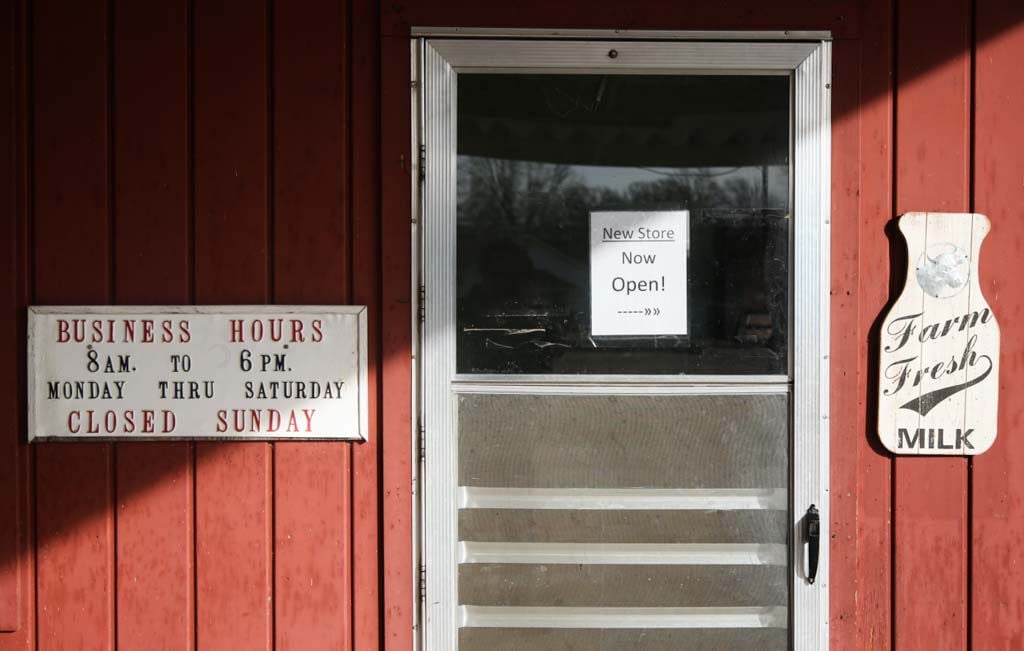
458, 157, 785, 227
456, 156, 789, 374
459, 158, 584, 251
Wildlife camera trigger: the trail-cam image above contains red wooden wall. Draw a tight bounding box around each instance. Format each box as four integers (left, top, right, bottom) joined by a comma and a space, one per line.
2, 0, 1024, 649
0, 0, 390, 649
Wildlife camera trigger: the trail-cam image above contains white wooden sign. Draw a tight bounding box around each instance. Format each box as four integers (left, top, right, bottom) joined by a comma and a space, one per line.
590, 210, 688, 336
28, 306, 368, 441
878, 213, 999, 455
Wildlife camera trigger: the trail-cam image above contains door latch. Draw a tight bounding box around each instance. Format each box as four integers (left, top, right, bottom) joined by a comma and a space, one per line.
805, 504, 820, 584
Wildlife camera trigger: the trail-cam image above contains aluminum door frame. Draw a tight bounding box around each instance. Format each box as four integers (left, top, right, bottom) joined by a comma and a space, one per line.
415, 34, 831, 651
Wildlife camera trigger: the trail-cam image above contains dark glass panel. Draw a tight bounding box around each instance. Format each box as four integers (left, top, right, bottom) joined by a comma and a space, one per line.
457, 74, 790, 374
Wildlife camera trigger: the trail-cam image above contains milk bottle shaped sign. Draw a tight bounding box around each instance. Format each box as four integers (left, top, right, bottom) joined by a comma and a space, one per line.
878, 212, 1000, 455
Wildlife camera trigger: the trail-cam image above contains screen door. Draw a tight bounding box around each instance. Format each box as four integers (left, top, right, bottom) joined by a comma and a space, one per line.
418, 37, 830, 650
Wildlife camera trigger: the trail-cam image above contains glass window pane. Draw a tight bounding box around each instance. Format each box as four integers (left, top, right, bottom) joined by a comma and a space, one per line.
456, 74, 790, 374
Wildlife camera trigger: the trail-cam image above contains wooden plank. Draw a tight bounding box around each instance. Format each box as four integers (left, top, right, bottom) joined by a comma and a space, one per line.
893, 0, 971, 646
192, 0, 272, 649
381, 0, 859, 40
115, 445, 193, 650
111, 2, 193, 648
0, 0, 20, 630
828, 36, 861, 650
112, 0, 190, 301
272, 443, 349, 651
855, 1, 895, 648
971, 5, 1024, 648
31, 0, 115, 647
350, 0, 382, 647
0, 0, 34, 642
193, 445, 271, 650
271, 0, 351, 648
380, 35, 414, 651
192, 0, 269, 304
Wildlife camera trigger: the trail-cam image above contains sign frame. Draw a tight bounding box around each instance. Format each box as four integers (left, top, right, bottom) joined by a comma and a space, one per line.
27, 305, 369, 442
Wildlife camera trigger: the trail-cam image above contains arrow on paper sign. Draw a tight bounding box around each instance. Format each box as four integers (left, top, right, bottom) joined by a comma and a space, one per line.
616, 308, 663, 316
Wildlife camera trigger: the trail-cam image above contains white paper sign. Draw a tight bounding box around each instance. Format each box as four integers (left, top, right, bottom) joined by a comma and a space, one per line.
590, 210, 688, 336
28, 306, 368, 441
877, 213, 1000, 455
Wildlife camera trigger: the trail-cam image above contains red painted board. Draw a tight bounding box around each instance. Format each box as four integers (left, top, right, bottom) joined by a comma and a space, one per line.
271, 0, 349, 306
855, 0, 895, 647
382, 0, 859, 40
828, 36, 862, 651
272, 444, 349, 651
112, 1, 194, 649
271, 0, 352, 648
350, 0, 382, 647
114, 445, 193, 651
971, 5, 1024, 649
0, 0, 33, 643
32, 0, 115, 647
893, 0, 971, 647
193, 0, 272, 648
194, 445, 271, 650
0, 0, 20, 630
380, 35, 414, 651
112, 0, 191, 303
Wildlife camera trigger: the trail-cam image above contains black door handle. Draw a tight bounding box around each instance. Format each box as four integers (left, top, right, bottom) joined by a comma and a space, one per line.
805, 504, 820, 584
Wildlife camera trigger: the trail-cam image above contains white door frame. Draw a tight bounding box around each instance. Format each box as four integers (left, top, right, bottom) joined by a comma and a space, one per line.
414, 33, 831, 650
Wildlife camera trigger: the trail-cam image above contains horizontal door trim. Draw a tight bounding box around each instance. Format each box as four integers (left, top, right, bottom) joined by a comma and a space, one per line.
454, 374, 788, 384
460, 605, 788, 629
411, 27, 832, 42
453, 377, 789, 395
458, 487, 787, 510
459, 542, 787, 565
429, 39, 819, 73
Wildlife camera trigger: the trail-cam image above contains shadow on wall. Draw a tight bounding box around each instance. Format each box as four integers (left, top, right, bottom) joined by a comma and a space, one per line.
2, 1, 1024, 643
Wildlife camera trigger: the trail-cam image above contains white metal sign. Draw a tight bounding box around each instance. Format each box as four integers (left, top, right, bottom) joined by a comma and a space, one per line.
878, 213, 999, 455
28, 306, 368, 441
589, 210, 688, 336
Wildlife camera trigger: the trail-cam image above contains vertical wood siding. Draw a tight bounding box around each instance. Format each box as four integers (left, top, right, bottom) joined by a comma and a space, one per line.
972, 4, 1024, 648
3, 1, 1024, 649
1, 0, 32, 642
192, 0, 274, 647
31, 0, 116, 647
378, 32, 414, 651
349, 0, 383, 646
827, 32, 862, 649
853, 1, 896, 648
0, 0, 22, 633
112, 0, 193, 648
1, 0, 383, 649
893, 0, 973, 647
271, 0, 352, 648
